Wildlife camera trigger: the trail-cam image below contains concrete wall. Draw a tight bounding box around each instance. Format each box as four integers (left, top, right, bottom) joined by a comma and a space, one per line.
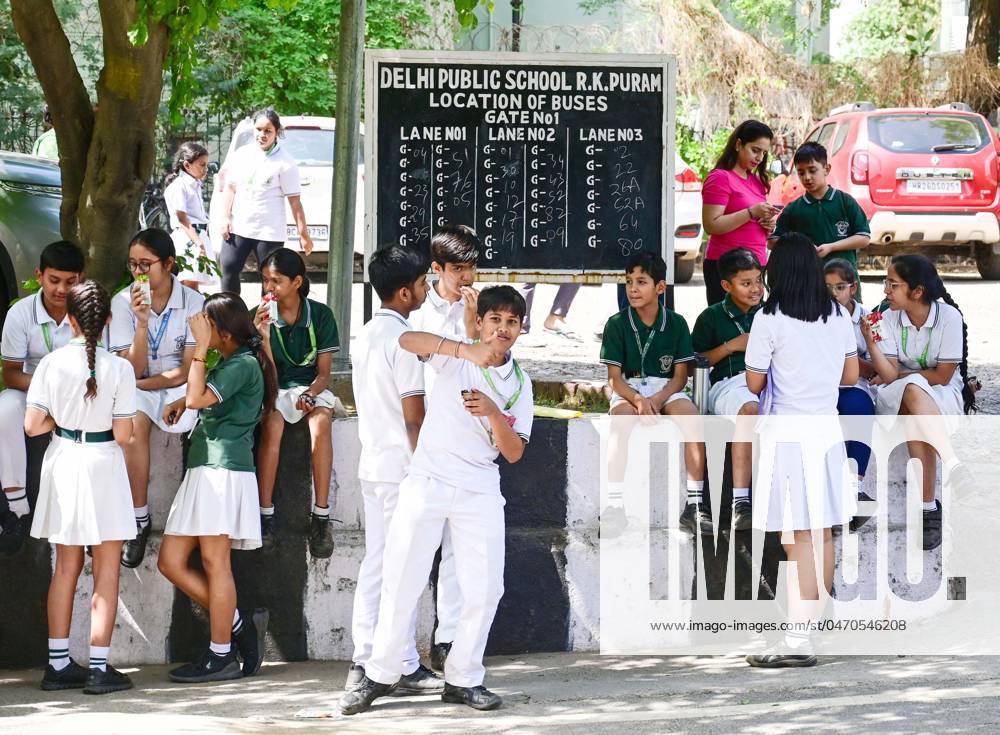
0, 417, 939, 668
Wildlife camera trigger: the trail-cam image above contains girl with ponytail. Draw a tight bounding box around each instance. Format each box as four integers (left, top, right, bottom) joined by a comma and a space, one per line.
163, 141, 217, 290
25, 281, 139, 694
872, 254, 977, 551
157, 292, 276, 684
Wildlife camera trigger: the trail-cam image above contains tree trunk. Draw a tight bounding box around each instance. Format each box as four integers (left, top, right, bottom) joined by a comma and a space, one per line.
10, 0, 169, 288
967, 0, 1000, 67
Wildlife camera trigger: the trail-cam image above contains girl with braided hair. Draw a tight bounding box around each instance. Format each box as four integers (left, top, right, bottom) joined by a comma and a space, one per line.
870, 254, 977, 552
157, 292, 277, 684
24, 280, 138, 694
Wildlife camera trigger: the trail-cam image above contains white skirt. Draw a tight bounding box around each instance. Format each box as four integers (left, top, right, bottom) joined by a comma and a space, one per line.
136, 386, 199, 433
30, 436, 135, 545
754, 415, 857, 532
172, 228, 219, 287
875, 374, 963, 417
609, 377, 689, 411
165, 466, 262, 550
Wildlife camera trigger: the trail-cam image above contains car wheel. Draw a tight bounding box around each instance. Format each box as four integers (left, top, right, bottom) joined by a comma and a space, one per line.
975, 243, 1000, 280
674, 255, 695, 284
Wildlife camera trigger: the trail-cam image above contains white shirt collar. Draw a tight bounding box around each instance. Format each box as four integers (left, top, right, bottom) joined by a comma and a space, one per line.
153, 277, 186, 317
490, 354, 516, 380
427, 280, 463, 311
899, 301, 939, 331
34, 292, 69, 327
373, 307, 411, 328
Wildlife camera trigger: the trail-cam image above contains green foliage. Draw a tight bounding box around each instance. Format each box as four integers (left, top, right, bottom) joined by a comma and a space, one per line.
843, 0, 939, 60
185, 0, 432, 117
719, 0, 839, 49
677, 123, 730, 181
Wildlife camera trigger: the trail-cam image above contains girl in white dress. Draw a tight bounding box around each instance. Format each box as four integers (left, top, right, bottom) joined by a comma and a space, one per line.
26, 281, 137, 694
743, 233, 859, 669
157, 293, 278, 684
871, 254, 977, 551
164, 141, 217, 291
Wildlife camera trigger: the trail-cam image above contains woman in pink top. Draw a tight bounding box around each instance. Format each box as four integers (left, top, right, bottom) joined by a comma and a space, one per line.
702, 120, 780, 305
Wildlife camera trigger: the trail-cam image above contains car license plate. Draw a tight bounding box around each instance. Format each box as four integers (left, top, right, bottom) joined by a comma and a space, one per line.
287, 225, 329, 241
905, 180, 961, 195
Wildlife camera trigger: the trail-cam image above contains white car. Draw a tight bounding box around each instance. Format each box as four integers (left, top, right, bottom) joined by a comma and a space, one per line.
209, 115, 365, 266
672, 153, 703, 284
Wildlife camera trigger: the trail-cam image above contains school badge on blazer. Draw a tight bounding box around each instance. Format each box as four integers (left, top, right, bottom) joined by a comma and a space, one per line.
659, 355, 674, 372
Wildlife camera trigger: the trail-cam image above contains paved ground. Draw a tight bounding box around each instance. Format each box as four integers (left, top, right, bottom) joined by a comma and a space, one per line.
244, 269, 1000, 414
4, 652, 1000, 734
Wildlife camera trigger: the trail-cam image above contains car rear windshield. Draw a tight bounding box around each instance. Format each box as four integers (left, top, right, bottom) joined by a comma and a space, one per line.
233, 127, 365, 166
868, 114, 990, 154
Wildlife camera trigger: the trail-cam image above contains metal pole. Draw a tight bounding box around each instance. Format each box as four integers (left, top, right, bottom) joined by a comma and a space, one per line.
327, 0, 365, 371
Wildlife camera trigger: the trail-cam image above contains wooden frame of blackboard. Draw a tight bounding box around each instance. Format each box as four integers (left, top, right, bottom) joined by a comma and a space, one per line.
363, 49, 677, 284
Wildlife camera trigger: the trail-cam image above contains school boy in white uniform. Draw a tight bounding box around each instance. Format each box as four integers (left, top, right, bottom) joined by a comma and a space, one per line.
341, 285, 533, 715
346, 245, 443, 694
406, 224, 480, 670
0, 241, 84, 555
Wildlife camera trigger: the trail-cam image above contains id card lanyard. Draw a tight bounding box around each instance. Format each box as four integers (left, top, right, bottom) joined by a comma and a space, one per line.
628, 308, 659, 385
900, 325, 933, 370
40, 323, 53, 353
481, 360, 525, 411
147, 310, 172, 361
273, 320, 317, 366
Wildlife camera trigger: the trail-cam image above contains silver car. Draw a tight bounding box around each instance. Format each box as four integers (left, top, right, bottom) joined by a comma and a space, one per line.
0, 151, 62, 318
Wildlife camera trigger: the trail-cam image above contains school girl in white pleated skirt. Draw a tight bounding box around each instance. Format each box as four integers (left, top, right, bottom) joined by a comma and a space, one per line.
26, 281, 138, 694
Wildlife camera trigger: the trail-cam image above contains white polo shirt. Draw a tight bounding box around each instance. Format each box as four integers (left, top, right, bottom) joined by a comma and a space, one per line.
407, 353, 533, 495
109, 277, 205, 376
352, 308, 425, 484
164, 171, 208, 229
228, 142, 301, 242
745, 304, 857, 415
408, 281, 468, 395
26, 341, 137, 430
879, 301, 964, 395
1, 293, 75, 375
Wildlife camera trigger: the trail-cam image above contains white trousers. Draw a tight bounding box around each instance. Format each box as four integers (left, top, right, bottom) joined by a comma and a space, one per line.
351, 480, 419, 673
366, 474, 506, 689
0, 389, 27, 489
435, 524, 462, 643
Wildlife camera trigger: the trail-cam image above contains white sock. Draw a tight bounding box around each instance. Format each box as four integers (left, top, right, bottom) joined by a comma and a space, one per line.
48, 637, 70, 671
260, 505, 275, 517
89, 645, 109, 672
232, 609, 243, 635
686, 480, 704, 505
209, 641, 230, 657
783, 629, 811, 652
312, 504, 330, 518
923, 499, 938, 512
606, 482, 624, 507
733, 487, 750, 501
6, 490, 29, 518
134, 504, 150, 529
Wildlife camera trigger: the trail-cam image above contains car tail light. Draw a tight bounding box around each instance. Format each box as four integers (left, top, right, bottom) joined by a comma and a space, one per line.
675, 167, 702, 192
674, 224, 701, 238
850, 151, 869, 185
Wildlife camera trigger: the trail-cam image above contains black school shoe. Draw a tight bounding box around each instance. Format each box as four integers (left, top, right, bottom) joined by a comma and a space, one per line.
0, 509, 31, 556
396, 664, 444, 694
308, 513, 334, 559
923, 500, 943, 551
430, 641, 451, 673
339, 675, 396, 715
169, 649, 242, 683
441, 682, 502, 711
732, 498, 753, 531
120, 519, 152, 569
84, 665, 134, 694
746, 654, 817, 668
40, 660, 89, 690
344, 663, 366, 691
233, 608, 269, 677
679, 502, 714, 535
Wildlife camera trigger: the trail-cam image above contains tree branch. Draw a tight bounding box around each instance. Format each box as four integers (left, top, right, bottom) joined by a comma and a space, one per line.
10, 0, 95, 237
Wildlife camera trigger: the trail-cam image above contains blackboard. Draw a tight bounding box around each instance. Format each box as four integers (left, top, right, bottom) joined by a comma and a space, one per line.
364, 51, 676, 280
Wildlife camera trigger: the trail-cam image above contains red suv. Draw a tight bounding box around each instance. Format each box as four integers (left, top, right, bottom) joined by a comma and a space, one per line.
769, 102, 1000, 279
